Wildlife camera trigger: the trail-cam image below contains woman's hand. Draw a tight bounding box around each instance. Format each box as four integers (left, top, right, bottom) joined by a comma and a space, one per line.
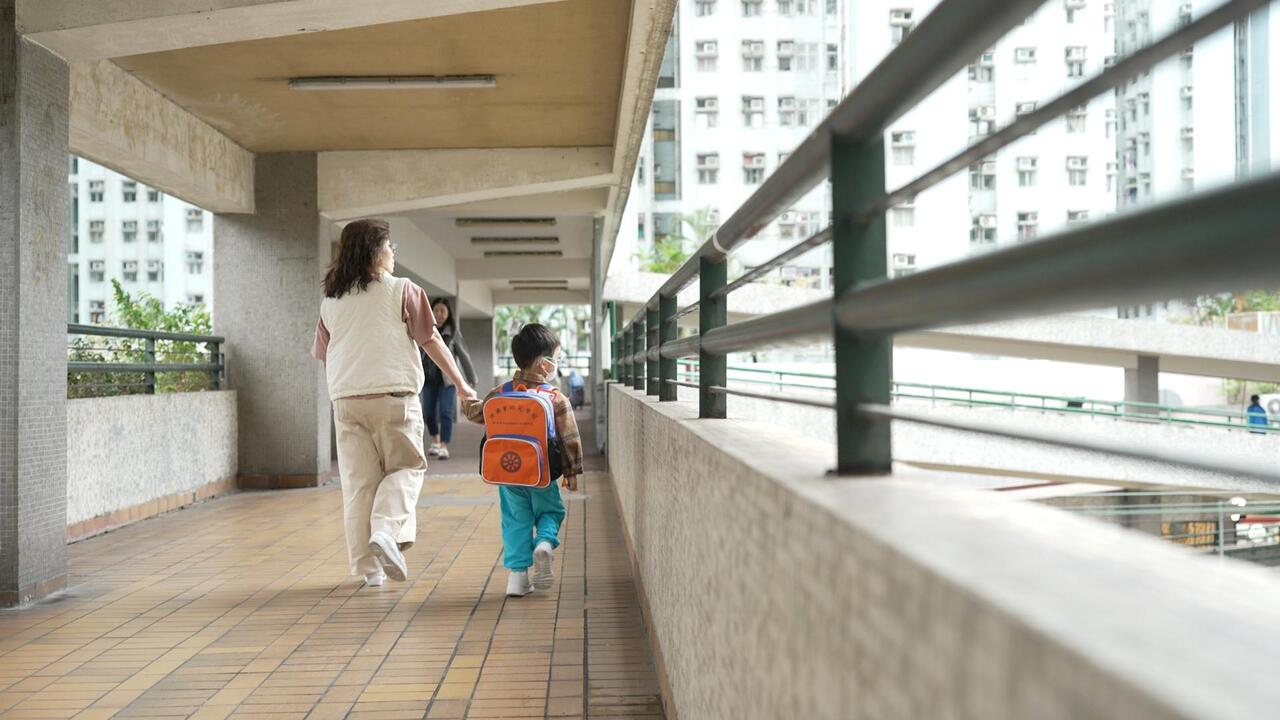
457, 384, 478, 401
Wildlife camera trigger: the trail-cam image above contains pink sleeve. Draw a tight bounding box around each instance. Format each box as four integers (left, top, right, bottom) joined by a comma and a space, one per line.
310, 317, 330, 363
402, 281, 437, 347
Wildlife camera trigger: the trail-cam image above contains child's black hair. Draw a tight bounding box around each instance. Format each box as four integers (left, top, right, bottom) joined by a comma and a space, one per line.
511, 323, 561, 370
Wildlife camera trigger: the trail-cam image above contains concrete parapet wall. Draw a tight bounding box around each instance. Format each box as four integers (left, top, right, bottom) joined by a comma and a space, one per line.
608, 384, 1280, 719
67, 391, 237, 535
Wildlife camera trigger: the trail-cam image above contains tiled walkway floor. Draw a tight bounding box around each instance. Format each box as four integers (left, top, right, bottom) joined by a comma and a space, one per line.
0, 415, 662, 720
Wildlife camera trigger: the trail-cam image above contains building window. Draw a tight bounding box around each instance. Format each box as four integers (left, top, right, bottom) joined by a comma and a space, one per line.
69, 156, 78, 174
1104, 2, 1114, 32
1067, 210, 1089, 225
89, 180, 104, 202
696, 153, 720, 184
743, 153, 766, 184
778, 96, 797, 126
969, 52, 995, 82
1106, 161, 1117, 193
696, 40, 719, 72
742, 96, 764, 128
971, 215, 997, 245
1067, 156, 1088, 186
186, 208, 204, 233
1181, 167, 1194, 192
122, 181, 137, 202
742, 0, 762, 17
1015, 102, 1037, 133
89, 263, 105, 284
970, 106, 996, 137
892, 253, 917, 278
695, 97, 719, 129
89, 220, 104, 243
826, 0, 837, 13
1066, 46, 1086, 78
778, 211, 797, 239
1065, 0, 1085, 23
1066, 105, 1087, 133
147, 260, 162, 282
1017, 212, 1039, 240
777, 40, 794, 71
70, 189, 79, 253
796, 211, 821, 237
1017, 156, 1038, 187
890, 203, 915, 228
889, 8, 914, 45
122, 220, 137, 243
148, 187, 161, 202
695, 0, 716, 16
1105, 108, 1116, 138
186, 251, 204, 275
147, 220, 162, 243
89, 298, 105, 324
188, 294, 205, 306
742, 40, 764, 72
827, 43, 839, 71
778, 0, 793, 14
969, 160, 996, 190
890, 131, 915, 166
1015, 46, 1036, 80
122, 260, 138, 283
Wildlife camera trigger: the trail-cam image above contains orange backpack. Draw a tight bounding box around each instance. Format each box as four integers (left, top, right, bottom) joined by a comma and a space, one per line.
479, 382, 564, 488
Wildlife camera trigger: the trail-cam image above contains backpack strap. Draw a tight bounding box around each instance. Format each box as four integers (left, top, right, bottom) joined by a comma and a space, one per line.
501, 381, 514, 393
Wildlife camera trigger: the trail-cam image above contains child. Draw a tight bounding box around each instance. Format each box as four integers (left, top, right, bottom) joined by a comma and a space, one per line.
463, 323, 583, 597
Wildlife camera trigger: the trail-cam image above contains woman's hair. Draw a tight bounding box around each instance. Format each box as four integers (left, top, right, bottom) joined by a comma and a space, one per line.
323, 218, 390, 299
432, 297, 457, 336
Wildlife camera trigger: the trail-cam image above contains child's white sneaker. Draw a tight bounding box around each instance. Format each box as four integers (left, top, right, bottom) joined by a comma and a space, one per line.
506, 570, 533, 597
437, 446, 450, 460
532, 541, 555, 590
427, 443, 441, 457
364, 571, 385, 587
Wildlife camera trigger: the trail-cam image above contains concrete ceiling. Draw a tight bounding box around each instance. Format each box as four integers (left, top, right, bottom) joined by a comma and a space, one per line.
113, 0, 630, 152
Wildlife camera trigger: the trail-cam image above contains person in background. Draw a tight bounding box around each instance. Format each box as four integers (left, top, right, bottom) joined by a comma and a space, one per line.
311, 218, 476, 588
568, 368, 585, 409
1247, 394, 1269, 435
420, 298, 477, 461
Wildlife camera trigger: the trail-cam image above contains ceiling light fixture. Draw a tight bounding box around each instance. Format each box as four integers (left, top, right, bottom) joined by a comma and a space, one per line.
470, 237, 560, 245
483, 250, 562, 258
288, 75, 496, 91
508, 279, 569, 286
455, 218, 557, 227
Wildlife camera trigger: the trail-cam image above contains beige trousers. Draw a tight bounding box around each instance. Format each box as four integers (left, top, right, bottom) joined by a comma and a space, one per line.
333, 394, 427, 577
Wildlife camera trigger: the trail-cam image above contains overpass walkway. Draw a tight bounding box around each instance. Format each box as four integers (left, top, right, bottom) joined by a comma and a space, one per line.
0, 413, 662, 720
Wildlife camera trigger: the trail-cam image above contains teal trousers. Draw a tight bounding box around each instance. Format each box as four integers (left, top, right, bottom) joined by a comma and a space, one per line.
499, 484, 565, 570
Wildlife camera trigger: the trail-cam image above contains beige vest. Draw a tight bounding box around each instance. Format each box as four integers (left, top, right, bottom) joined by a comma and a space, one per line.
320, 274, 424, 400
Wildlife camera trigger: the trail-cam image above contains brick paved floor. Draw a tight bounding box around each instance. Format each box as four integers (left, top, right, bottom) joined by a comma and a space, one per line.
0, 414, 662, 720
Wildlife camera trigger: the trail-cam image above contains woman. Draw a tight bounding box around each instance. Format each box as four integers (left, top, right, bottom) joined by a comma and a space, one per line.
310, 218, 476, 587
420, 298, 477, 460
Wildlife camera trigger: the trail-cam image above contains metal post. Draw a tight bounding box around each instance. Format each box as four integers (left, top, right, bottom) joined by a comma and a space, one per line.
622, 326, 632, 386
659, 294, 677, 401
144, 337, 157, 394
831, 135, 892, 475
632, 320, 646, 391
608, 301, 618, 381
699, 256, 727, 419
646, 305, 660, 396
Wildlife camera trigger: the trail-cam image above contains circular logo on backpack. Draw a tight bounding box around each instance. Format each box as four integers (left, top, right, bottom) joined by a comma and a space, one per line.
500, 452, 522, 473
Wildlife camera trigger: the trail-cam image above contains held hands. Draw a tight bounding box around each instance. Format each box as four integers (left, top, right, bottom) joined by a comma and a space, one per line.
561, 474, 578, 492
457, 383, 478, 401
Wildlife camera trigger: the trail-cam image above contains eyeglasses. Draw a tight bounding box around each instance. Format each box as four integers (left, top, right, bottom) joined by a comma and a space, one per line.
387, 242, 398, 252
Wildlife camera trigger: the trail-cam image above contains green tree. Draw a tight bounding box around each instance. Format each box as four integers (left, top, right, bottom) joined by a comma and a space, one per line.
68, 281, 214, 398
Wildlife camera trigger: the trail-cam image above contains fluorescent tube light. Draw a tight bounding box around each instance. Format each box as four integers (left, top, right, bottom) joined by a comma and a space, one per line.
288, 75, 496, 91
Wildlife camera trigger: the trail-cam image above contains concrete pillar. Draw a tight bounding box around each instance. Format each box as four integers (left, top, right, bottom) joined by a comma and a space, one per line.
461, 318, 495, 393
1125, 354, 1160, 416
214, 153, 330, 489
0, 7, 70, 606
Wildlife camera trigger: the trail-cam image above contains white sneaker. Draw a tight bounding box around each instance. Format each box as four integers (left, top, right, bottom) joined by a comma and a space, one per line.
368, 531, 408, 582
364, 571, 385, 587
427, 443, 441, 457
437, 446, 450, 460
506, 570, 533, 597
532, 541, 555, 590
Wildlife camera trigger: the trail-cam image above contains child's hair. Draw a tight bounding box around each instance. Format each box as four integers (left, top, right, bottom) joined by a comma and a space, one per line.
511, 323, 560, 370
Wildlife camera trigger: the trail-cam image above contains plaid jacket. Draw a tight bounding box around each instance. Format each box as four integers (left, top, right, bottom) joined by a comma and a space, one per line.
462, 369, 584, 477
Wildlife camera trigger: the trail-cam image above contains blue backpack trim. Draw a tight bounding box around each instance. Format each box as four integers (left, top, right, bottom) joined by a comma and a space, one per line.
480, 382, 565, 481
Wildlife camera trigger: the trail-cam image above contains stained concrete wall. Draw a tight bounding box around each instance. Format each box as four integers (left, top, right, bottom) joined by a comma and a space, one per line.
460, 318, 495, 393
67, 392, 237, 526
608, 384, 1280, 719
0, 21, 70, 605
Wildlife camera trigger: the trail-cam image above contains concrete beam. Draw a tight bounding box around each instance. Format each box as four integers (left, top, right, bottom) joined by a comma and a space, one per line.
457, 281, 495, 319
70, 60, 254, 213
456, 258, 590, 281
493, 290, 590, 306
381, 217, 456, 299
20, 0, 568, 61
318, 147, 615, 221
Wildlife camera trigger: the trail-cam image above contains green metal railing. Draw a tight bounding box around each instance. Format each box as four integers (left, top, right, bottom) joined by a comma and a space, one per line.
615, 0, 1280, 482
67, 324, 225, 398
672, 359, 1277, 435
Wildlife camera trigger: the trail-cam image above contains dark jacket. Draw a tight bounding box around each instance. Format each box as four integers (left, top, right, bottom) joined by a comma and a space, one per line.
422, 324, 477, 388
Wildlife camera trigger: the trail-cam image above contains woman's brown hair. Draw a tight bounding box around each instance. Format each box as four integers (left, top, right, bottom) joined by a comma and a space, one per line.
324, 219, 390, 298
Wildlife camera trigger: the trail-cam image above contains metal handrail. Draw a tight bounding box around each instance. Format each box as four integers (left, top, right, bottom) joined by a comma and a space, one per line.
67, 324, 225, 397
68, 323, 224, 344
615, 0, 1277, 478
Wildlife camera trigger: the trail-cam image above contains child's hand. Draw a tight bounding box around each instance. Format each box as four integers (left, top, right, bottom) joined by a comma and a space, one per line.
561, 474, 578, 492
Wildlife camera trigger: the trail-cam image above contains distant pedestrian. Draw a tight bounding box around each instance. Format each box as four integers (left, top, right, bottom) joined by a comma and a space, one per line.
568, 368, 585, 409
420, 298, 477, 461
1247, 394, 1269, 434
